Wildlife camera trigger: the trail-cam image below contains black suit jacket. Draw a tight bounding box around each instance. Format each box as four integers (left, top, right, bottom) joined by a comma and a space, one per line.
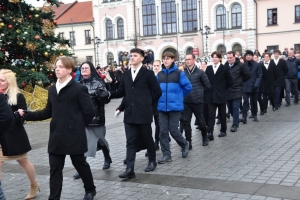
243, 61, 262, 93
25, 79, 95, 155
110, 66, 162, 124
274, 58, 288, 87
261, 60, 278, 93
0, 93, 14, 135
204, 64, 233, 104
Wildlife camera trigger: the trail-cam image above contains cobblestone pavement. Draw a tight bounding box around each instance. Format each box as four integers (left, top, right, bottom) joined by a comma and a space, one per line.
2, 99, 300, 199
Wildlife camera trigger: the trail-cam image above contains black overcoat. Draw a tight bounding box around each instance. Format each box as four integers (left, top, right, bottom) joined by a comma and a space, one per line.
0, 93, 31, 156
274, 59, 288, 87
0, 93, 14, 135
261, 60, 278, 93
204, 64, 233, 104
243, 61, 262, 93
25, 79, 95, 155
110, 67, 162, 124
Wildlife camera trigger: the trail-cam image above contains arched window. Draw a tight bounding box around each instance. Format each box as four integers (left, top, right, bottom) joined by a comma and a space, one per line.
217, 45, 226, 56
117, 18, 124, 39
231, 4, 241, 28
163, 47, 178, 60
186, 47, 193, 54
182, 0, 197, 32
142, 0, 156, 36
162, 0, 177, 34
232, 43, 242, 55
216, 6, 226, 29
106, 19, 113, 40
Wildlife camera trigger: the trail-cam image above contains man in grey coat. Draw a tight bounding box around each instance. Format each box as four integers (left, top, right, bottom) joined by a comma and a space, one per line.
182, 54, 211, 148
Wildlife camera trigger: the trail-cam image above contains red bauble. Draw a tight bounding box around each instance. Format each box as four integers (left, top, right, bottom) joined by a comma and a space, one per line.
43, 33, 47, 37
34, 35, 40, 40
21, 82, 26, 87
33, 51, 37, 55
49, 73, 53, 77
7, 24, 12, 29
0, 6, 4, 11
53, 20, 57, 25
28, 14, 32, 19
1, 47, 5, 52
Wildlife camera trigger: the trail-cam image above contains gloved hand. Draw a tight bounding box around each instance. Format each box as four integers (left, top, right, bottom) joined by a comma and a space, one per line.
95, 89, 110, 99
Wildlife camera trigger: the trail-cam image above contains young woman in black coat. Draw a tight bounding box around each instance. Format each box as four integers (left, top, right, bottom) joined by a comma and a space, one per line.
0, 69, 39, 200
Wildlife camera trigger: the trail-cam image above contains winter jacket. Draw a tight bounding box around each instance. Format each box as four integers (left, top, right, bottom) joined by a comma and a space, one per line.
242, 61, 262, 93
286, 57, 300, 79
184, 65, 211, 104
225, 59, 251, 100
0, 91, 14, 135
157, 63, 192, 112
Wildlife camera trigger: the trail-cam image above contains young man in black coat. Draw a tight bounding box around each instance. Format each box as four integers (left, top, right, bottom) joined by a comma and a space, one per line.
99, 48, 162, 178
260, 53, 278, 112
204, 51, 233, 140
241, 50, 262, 123
273, 50, 288, 109
225, 51, 251, 132
19, 57, 96, 200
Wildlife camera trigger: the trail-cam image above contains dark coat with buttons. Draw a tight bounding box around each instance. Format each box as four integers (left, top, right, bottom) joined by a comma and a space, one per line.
0, 93, 31, 156
261, 60, 278, 93
242, 61, 262, 93
25, 79, 95, 155
0, 92, 14, 136
110, 66, 162, 124
274, 59, 288, 87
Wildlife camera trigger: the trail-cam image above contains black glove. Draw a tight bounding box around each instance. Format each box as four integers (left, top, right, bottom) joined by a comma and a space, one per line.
95, 89, 110, 99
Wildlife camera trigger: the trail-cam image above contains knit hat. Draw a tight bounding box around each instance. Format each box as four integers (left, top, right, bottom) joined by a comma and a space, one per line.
245, 50, 254, 56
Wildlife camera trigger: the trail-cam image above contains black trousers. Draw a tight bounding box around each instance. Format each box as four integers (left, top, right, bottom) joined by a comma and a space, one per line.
124, 123, 156, 170
154, 115, 160, 140
206, 103, 227, 134
48, 153, 95, 200
263, 93, 275, 110
182, 103, 207, 141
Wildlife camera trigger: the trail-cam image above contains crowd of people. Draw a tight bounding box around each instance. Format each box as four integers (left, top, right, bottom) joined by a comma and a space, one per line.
0, 46, 299, 200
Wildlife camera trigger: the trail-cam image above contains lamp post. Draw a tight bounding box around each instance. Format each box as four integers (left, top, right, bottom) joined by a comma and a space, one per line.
204, 25, 210, 56
91, 36, 101, 65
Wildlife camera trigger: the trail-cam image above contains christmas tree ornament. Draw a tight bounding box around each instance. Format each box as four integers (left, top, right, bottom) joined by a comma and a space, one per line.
49, 73, 53, 77
18, 42, 23, 46
53, 20, 57, 25
34, 14, 39, 18
21, 82, 27, 87
25, 42, 36, 51
0, 22, 4, 27
7, 24, 12, 29
29, 7, 34, 12
28, 14, 32, 19
9, 0, 20, 3
42, 2, 52, 13
46, 45, 50, 49
36, 80, 43, 86
35, 8, 40, 11
1, 47, 5, 52
60, 53, 63, 56
34, 35, 40, 40
31, 68, 35, 72
44, 52, 49, 57
16, 29, 20, 34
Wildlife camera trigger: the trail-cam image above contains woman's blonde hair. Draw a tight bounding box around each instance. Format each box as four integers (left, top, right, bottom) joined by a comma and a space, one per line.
0, 69, 20, 105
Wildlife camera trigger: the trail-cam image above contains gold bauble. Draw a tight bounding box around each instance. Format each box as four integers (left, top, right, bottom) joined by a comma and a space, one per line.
36, 81, 43, 86
60, 53, 63, 56
9, 0, 20, 3
16, 29, 21, 34
44, 52, 49, 57
14, 73, 17, 76
34, 14, 39, 18
31, 68, 35, 72
18, 42, 23, 46
35, 8, 40, 11
29, 7, 34, 12
0, 22, 4, 27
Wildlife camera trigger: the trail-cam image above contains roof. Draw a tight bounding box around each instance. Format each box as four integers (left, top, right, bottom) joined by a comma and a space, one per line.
53, 1, 93, 25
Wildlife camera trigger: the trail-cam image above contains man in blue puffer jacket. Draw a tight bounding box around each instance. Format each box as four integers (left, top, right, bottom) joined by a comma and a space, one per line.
156, 51, 192, 164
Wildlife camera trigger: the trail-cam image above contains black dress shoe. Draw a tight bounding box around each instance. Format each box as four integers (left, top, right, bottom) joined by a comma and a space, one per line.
188, 141, 192, 150
216, 119, 221, 124
73, 172, 81, 179
285, 102, 291, 107
155, 140, 160, 150
207, 133, 214, 140
249, 115, 254, 118
182, 142, 189, 158
83, 190, 96, 200
218, 132, 227, 137
119, 168, 136, 179
272, 107, 276, 111
158, 156, 172, 164
103, 159, 112, 170
144, 161, 157, 172
145, 151, 149, 157
253, 115, 258, 122
260, 111, 264, 116
202, 136, 209, 146
230, 125, 237, 132
123, 159, 127, 165
239, 118, 247, 124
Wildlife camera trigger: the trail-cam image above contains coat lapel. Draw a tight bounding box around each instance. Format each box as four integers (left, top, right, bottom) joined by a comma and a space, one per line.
215, 65, 223, 76
133, 67, 146, 83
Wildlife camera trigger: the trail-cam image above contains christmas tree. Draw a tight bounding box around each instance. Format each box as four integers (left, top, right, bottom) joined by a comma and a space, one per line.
0, 0, 72, 88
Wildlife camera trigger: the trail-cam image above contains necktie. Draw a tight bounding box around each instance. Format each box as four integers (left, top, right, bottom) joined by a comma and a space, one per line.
265, 62, 268, 64
133, 70, 136, 73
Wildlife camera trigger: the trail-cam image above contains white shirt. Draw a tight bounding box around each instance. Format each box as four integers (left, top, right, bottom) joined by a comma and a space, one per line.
131, 64, 143, 81
264, 61, 270, 69
212, 63, 221, 74
56, 76, 72, 94
274, 58, 279, 65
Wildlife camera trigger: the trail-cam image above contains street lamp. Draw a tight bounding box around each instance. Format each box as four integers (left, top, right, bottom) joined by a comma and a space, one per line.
204, 25, 210, 56
91, 36, 101, 66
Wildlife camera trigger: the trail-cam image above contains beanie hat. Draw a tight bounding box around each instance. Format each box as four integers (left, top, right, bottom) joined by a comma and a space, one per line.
245, 50, 254, 56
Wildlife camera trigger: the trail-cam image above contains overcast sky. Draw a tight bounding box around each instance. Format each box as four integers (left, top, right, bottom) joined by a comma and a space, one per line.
24, 0, 77, 7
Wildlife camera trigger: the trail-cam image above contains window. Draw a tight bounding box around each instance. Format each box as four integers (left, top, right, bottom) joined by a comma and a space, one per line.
186, 47, 193, 54
142, 0, 157, 36
59, 32, 64, 40
85, 30, 91, 44
182, 0, 197, 32
231, 4, 241, 28
267, 9, 277, 25
117, 18, 124, 39
217, 45, 226, 56
296, 6, 300, 23
161, 0, 177, 34
86, 56, 93, 63
232, 43, 242, 55
105, 19, 113, 40
294, 44, 300, 51
267, 45, 279, 53
216, 6, 226, 29
69, 31, 76, 46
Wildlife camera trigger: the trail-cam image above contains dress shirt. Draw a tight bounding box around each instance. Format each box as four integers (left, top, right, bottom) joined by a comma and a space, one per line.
131, 64, 143, 81
213, 63, 221, 74
56, 76, 72, 94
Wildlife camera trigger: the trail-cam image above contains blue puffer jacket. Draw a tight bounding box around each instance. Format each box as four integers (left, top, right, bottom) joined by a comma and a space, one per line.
157, 63, 192, 112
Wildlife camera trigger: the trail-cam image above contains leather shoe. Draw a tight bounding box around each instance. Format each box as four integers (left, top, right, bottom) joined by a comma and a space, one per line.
144, 161, 157, 172
230, 125, 238, 132
253, 115, 258, 122
188, 141, 192, 150
182, 142, 189, 158
83, 190, 96, 200
218, 132, 227, 137
123, 159, 127, 165
73, 172, 81, 179
207, 132, 214, 140
119, 168, 136, 179
285, 102, 291, 107
249, 115, 253, 118
216, 119, 221, 124
103, 159, 112, 170
155, 140, 160, 150
239, 118, 247, 124
145, 151, 149, 157
202, 135, 209, 146
158, 156, 172, 164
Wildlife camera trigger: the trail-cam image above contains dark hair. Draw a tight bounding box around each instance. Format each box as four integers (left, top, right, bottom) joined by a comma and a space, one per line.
240, 56, 246, 62
96, 66, 101, 70
130, 48, 145, 57
185, 54, 196, 59
211, 51, 222, 59
201, 61, 207, 64
162, 51, 175, 59
273, 50, 281, 55
263, 52, 271, 57
79, 61, 102, 82
226, 51, 235, 57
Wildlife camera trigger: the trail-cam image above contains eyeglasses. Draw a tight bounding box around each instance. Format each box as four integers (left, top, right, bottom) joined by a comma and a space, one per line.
81, 67, 90, 71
